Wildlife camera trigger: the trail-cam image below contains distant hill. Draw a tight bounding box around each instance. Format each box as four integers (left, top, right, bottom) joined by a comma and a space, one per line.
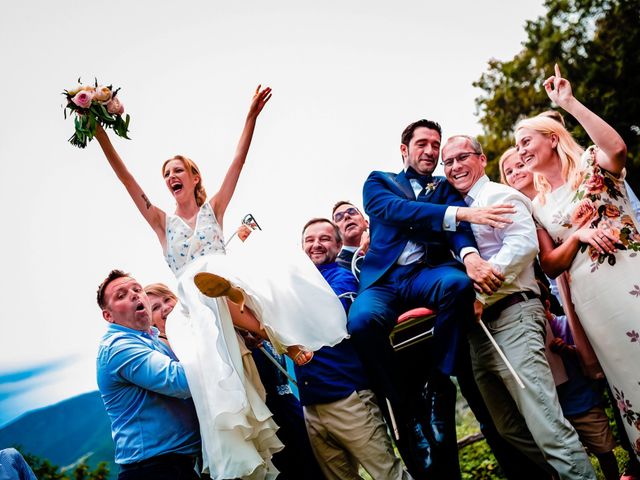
0, 391, 115, 475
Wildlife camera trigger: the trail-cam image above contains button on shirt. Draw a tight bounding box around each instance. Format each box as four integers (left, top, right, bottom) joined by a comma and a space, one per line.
96, 323, 200, 464
397, 174, 477, 265
464, 175, 540, 306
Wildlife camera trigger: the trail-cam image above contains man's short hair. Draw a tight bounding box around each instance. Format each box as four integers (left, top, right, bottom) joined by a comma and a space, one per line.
331, 200, 362, 217
401, 119, 442, 147
97, 269, 129, 309
301, 218, 342, 243
443, 135, 484, 155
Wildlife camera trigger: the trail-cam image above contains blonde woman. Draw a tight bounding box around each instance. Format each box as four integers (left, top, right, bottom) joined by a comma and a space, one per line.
515, 64, 640, 460
144, 283, 177, 346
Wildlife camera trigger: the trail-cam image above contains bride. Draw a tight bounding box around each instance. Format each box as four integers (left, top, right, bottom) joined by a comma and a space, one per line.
92, 86, 347, 479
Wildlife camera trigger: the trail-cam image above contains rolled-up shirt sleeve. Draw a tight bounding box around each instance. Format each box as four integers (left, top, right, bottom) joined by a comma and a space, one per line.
488, 194, 539, 282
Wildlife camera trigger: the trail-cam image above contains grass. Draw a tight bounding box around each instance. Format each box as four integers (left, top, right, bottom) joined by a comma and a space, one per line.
360, 387, 632, 479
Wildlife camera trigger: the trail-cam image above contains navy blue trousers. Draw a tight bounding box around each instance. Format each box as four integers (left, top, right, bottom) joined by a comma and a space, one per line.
348, 263, 475, 411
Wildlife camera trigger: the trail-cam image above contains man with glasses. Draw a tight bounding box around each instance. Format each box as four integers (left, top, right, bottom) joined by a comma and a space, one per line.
332, 201, 369, 269
347, 119, 516, 477
442, 134, 596, 479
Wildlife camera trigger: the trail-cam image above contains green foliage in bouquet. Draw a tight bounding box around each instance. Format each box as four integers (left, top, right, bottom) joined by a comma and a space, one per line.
63, 78, 130, 148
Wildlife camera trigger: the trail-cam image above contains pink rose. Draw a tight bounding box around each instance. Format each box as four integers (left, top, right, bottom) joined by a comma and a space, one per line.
585, 172, 605, 194
94, 86, 112, 103
106, 96, 124, 115
71, 90, 94, 109
603, 204, 620, 218
571, 198, 597, 228
67, 84, 83, 96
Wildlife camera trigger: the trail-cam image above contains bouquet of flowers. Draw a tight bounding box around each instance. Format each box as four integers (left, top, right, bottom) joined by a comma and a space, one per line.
63, 78, 130, 148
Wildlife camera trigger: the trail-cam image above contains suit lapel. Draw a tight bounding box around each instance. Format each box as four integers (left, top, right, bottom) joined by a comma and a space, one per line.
390, 170, 416, 200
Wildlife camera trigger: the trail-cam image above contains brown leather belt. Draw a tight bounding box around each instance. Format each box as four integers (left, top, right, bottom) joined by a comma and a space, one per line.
483, 291, 538, 323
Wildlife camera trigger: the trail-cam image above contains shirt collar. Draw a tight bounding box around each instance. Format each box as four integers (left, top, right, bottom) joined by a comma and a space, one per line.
464, 175, 490, 206
317, 261, 339, 273
341, 245, 358, 253
107, 322, 157, 339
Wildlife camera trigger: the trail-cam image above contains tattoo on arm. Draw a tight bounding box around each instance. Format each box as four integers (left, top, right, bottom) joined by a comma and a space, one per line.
141, 194, 151, 210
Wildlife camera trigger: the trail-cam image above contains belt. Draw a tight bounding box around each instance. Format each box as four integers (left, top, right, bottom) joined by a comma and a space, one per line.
483, 291, 538, 323
119, 453, 196, 472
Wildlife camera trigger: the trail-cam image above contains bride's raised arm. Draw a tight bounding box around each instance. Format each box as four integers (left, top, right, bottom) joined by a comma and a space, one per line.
209, 86, 272, 225
94, 124, 167, 243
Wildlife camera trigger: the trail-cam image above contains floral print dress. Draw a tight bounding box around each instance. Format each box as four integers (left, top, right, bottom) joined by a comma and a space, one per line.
533, 146, 640, 459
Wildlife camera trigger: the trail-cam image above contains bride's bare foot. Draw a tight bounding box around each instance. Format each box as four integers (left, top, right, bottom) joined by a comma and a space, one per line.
194, 272, 245, 312
287, 345, 314, 366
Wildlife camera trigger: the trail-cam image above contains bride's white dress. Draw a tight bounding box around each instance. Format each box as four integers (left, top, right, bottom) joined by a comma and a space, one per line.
164, 202, 348, 479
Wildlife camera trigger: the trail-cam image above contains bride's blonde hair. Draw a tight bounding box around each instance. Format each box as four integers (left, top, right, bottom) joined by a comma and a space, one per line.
162, 155, 207, 207
515, 115, 584, 203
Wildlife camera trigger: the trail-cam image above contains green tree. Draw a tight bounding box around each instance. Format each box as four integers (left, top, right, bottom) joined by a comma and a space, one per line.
18, 448, 110, 480
474, 0, 640, 192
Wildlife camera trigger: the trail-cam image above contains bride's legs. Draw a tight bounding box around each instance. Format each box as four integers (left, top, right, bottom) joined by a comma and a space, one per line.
226, 300, 267, 339
227, 300, 312, 365
195, 272, 314, 365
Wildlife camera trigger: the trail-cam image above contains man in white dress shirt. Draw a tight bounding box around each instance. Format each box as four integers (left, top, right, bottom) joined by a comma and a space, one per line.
442, 135, 596, 480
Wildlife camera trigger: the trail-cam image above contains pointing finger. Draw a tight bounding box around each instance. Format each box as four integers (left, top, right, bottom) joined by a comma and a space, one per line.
554, 63, 562, 78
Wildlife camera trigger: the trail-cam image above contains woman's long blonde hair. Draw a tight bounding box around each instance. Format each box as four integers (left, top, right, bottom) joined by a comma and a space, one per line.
162, 155, 207, 207
514, 115, 584, 203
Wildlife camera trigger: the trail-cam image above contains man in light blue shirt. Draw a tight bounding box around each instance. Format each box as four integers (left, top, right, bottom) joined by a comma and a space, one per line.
96, 269, 200, 480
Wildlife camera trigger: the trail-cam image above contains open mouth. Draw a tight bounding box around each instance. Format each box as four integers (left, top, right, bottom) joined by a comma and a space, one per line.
170, 182, 183, 193
135, 303, 145, 312
452, 172, 469, 181
345, 221, 357, 231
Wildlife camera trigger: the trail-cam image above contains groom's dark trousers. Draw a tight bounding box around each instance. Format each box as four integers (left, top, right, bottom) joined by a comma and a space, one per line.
347, 170, 477, 478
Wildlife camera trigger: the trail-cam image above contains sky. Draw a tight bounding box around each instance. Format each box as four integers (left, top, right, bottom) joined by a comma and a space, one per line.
0, 0, 547, 426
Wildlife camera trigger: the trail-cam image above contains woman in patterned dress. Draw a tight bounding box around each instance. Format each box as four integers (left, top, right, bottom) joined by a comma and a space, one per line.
514, 64, 640, 460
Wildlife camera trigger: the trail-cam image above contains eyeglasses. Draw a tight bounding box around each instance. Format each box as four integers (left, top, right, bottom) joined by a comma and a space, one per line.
333, 207, 360, 223
441, 152, 480, 168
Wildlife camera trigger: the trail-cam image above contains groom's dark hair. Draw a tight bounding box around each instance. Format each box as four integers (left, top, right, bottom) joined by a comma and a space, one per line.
401, 119, 442, 147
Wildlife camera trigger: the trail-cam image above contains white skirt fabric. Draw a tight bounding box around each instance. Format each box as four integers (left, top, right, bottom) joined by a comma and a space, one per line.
166, 232, 348, 478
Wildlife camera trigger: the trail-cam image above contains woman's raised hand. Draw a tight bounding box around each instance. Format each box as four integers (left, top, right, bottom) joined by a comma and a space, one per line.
543, 63, 574, 108
248, 85, 272, 118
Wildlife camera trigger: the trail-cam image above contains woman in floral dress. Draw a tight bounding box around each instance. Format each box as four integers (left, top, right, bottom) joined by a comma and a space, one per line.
514, 64, 640, 459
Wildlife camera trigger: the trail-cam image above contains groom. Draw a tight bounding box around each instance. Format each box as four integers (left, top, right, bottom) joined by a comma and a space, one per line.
347, 119, 513, 477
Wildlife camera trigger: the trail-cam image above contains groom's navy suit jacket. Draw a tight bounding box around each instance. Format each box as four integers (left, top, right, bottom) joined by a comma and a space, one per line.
359, 169, 478, 292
